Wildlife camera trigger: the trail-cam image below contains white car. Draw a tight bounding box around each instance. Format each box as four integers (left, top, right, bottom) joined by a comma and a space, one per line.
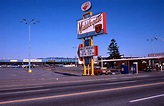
102, 69, 111, 75
22, 64, 34, 68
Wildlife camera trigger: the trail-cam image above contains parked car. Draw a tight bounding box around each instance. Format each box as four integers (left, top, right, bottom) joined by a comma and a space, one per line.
10, 65, 21, 68
102, 69, 111, 75
45, 64, 50, 67
94, 69, 103, 75
143, 66, 154, 72
1, 65, 7, 68
102, 68, 120, 75
22, 64, 34, 68
110, 68, 120, 74
56, 64, 64, 67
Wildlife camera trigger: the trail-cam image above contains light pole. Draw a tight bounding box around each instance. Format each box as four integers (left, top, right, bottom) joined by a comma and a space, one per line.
20, 19, 39, 73
147, 37, 157, 53
154, 36, 164, 71
73, 46, 78, 67
154, 36, 164, 42
100, 56, 103, 69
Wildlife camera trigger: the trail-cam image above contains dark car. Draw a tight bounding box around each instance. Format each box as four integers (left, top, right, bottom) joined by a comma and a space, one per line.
110, 68, 120, 74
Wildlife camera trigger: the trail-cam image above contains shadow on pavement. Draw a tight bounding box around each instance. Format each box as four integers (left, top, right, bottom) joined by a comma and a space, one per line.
54, 71, 82, 77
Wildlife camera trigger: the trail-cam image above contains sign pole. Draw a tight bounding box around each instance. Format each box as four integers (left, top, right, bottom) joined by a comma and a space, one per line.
82, 38, 87, 75
90, 37, 94, 75
87, 64, 90, 75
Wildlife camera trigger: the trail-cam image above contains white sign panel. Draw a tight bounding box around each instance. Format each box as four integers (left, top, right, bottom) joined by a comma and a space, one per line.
80, 46, 94, 57
23, 59, 42, 62
77, 12, 106, 39
10, 60, 17, 62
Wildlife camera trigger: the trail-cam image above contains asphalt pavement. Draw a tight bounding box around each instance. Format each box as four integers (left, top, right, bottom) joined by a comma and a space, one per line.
0, 67, 164, 89
0, 73, 164, 106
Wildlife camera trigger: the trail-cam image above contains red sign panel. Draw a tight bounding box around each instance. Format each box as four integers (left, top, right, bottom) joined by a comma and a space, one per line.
77, 44, 83, 61
148, 53, 164, 57
81, 1, 92, 12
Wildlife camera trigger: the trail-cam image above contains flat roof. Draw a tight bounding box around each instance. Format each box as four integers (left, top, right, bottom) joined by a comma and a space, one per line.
102, 56, 164, 62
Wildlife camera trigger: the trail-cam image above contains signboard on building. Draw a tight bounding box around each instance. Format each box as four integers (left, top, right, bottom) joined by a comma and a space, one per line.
10, 60, 17, 62
77, 12, 107, 39
23, 59, 42, 62
48, 60, 55, 62
80, 46, 98, 57
148, 53, 164, 57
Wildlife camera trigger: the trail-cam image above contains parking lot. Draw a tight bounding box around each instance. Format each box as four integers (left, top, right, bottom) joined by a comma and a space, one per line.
0, 67, 65, 80
0, 66, 153, 81
0, 66, 163, 89
0, 67, 83, 88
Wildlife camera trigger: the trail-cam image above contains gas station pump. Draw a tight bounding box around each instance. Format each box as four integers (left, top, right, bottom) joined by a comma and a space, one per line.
132, 64, 136, 74
121, 64, 129, 74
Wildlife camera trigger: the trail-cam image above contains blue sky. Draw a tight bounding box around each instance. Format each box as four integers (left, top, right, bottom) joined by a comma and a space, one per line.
0, 0, 163, 59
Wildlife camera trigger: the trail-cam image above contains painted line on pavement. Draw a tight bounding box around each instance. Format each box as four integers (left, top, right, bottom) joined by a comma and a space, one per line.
61, 80, 138, 89
0, 82, 163, 105
122, 75, 149, 79
107, 80, 137, 85
0, 86, 45, 91
134, 75, 149, 77
130, 94, 164, 103
0, 89, 50, 96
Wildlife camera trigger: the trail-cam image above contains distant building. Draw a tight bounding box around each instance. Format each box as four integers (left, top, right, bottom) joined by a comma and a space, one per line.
0, 57, 78, 66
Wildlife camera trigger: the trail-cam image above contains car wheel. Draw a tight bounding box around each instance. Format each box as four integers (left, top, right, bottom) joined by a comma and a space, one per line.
105, 72, 109, 75
99, 72, 102, 75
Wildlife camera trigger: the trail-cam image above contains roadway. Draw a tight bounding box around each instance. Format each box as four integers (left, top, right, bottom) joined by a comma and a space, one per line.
0, 73, 164, 106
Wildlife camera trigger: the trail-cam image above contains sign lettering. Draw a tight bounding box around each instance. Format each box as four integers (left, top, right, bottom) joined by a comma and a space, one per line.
77, 12, 107, 39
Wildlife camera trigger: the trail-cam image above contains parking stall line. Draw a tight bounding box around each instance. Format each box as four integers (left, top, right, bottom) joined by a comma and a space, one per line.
130, 94, 164, 103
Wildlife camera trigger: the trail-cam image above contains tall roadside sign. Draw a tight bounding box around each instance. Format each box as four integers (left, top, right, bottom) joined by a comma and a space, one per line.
78, 12, 107, 39
77, 1, 107, 75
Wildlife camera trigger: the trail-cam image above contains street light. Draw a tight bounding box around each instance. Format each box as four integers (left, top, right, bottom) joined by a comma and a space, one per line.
147, 37, 157, 53
20, 19, 40, 73
99, 56, 103, 69
154, 36, 164, 42
72, 47, 78, 67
